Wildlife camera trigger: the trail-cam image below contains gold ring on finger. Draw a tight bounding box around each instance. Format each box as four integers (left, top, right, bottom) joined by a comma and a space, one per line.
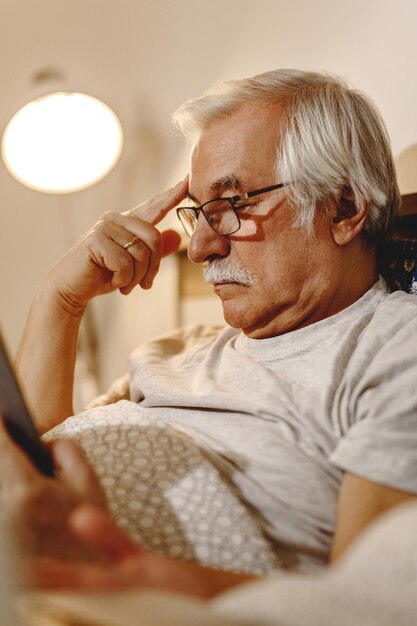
123, 236, 139, 251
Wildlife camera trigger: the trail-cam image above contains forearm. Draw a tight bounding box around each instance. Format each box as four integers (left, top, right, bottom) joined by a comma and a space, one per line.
14, 180, 187, 433
15, 280, 86, 433
330, 472, 417, 564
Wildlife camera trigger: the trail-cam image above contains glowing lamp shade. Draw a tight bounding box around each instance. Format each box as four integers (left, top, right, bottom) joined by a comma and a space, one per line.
1, 92, 123, 193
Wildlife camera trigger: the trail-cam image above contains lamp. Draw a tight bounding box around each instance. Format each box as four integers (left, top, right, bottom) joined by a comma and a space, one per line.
1, 71, 123, 194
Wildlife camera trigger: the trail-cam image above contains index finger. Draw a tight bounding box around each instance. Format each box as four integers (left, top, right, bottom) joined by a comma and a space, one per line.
50, 440, 106, 508
124, 176, 189, 226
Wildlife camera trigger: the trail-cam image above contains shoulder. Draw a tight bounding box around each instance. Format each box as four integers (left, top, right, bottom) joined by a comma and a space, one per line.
347, 289, 417, 374
365, 289, 417, 341
375, 289, 417, 318
330, 291, 417, 493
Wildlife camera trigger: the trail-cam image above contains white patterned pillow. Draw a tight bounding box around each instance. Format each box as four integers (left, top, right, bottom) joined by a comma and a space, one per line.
45, 400, 281, 575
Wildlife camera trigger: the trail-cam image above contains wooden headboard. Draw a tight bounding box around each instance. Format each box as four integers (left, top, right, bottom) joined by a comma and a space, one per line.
399, 192, 417, 217
392, 193, 417, 240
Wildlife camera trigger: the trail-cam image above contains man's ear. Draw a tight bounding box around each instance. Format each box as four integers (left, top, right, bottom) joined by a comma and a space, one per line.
330, 186, 369, 246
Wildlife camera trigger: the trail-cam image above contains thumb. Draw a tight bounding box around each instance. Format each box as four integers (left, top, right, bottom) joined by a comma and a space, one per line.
51, 440, 106, 507
69, 504, 141, 560
161, 229, 181, 257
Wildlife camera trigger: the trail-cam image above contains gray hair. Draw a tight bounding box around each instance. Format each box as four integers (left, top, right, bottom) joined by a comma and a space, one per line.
172, 69, 400, 242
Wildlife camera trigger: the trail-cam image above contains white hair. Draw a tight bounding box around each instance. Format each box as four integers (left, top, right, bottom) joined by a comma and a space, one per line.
172, 69, 400, 242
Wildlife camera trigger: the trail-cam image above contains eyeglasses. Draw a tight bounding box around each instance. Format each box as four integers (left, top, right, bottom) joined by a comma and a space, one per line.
176, 182, 289, 237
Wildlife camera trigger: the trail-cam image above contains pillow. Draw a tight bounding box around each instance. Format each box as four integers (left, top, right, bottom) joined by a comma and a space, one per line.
44, 400, 282, 576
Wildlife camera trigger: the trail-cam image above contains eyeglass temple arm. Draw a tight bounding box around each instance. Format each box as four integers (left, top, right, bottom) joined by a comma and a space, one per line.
235, 182, 288, 201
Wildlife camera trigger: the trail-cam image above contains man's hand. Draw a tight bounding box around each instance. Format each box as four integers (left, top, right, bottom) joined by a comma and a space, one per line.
46, 178, 188, 312
30, 504, 256, 599
0, 420, 108, 560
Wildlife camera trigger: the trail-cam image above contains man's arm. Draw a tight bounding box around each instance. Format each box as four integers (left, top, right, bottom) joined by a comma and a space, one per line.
330, 471, 417, 563
15, 283, 85, 432
15, 179, 187, 432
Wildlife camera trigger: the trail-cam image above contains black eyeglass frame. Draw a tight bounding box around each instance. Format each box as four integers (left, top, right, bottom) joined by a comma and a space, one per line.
176, 181, 289, 237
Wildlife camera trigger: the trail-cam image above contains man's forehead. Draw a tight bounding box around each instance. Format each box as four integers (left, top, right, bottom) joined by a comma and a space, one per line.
189, 105, 281, 200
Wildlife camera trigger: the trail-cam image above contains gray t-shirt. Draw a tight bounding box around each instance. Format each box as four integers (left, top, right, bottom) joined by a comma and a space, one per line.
56, 279, 417, 572
124, 279, 417, 566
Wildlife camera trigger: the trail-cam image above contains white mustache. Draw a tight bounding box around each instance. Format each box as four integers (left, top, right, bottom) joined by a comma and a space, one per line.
203, 259, 254, 286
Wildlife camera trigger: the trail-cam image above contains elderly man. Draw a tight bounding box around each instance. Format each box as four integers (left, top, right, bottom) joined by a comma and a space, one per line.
1, 68, 417, 598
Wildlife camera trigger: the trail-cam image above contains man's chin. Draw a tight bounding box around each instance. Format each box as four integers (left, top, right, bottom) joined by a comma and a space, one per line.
218, 296, 252, 330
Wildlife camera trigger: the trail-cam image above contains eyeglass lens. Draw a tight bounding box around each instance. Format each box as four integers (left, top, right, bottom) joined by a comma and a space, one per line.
179, 199, 240, 236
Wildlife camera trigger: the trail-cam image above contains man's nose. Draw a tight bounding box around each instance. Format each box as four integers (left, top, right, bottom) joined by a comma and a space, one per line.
187, 214, 230, 264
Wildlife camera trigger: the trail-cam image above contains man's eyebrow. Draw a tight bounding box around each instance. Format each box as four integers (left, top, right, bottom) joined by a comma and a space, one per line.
187, 175, 243, 204
210, 175, 242, 196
